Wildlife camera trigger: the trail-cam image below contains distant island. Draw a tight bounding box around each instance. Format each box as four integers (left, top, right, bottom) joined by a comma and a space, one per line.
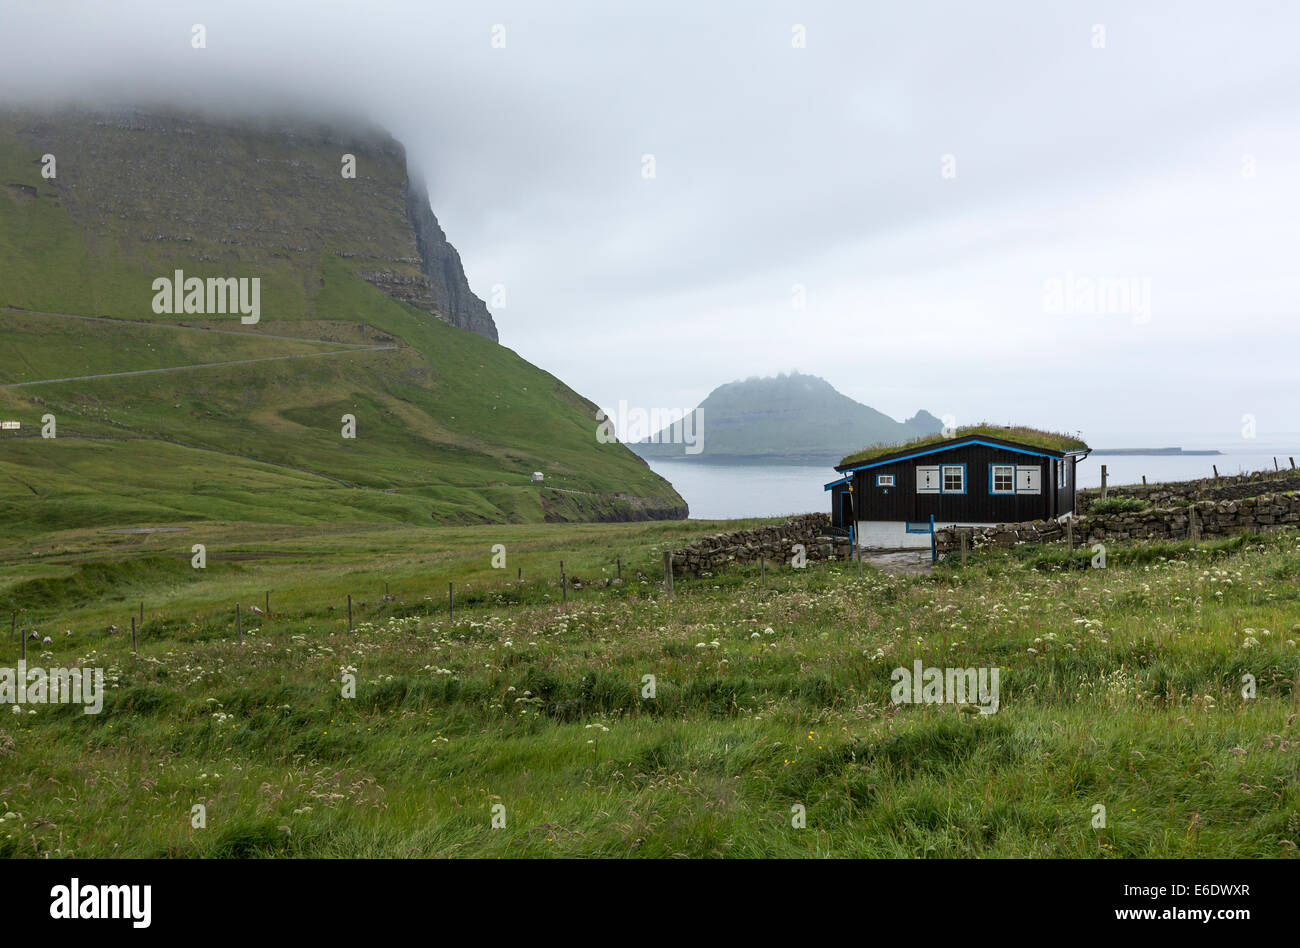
1091, 447, 1223, 456
628, 372, 943, 464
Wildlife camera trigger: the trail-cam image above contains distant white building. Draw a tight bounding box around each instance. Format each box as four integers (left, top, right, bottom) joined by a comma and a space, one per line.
531, 471, 544, 484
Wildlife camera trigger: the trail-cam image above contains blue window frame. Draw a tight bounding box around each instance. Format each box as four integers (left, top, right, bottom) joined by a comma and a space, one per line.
918, 463, 966, 493
989, 464, 1015, 494
905, 521, 932, 533
940, 463, 966, 494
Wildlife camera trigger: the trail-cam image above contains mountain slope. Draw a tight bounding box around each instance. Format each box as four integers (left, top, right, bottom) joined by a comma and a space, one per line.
1, 107, 495, 339
629, 372, 943, 462
0, 108, 685, 533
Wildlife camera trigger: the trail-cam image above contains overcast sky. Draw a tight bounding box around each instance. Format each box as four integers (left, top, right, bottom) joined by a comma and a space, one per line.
2, 0, 1297, 445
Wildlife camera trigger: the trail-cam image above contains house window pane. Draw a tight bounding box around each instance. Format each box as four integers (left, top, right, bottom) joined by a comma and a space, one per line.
992, 465, 1014, 492
942, 465, 964, 493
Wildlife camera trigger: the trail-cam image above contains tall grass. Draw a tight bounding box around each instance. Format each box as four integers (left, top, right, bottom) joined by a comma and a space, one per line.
2, 524, 1298, 857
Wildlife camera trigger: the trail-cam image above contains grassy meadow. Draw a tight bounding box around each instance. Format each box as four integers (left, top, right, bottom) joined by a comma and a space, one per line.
2, 520, 1298, 858
1, 109, 1295, 861
0, 115, 686, 526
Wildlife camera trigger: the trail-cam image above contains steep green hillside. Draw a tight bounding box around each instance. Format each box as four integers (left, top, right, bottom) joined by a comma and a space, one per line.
631, 371, 942, 463
0, 109, 685, 533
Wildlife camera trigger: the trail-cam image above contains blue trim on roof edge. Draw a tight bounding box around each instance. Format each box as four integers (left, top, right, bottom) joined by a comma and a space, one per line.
838, 438, 1061, 473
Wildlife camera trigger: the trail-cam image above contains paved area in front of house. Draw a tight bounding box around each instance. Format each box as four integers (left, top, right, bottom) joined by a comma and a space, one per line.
859, 549, 933, 575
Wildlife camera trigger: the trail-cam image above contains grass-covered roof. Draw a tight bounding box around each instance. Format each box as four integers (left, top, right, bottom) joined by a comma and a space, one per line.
838, 424, 1088, 468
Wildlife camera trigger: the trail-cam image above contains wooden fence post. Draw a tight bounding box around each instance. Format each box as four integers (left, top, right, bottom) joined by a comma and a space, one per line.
560, 561, 566, 608
347, 594, 352, 631
617, 557, 622, 581
139, 601, 144, 623
131, 616, 137, 653
960, 531, 968, 566
265, 590, 270, 617
1141, 475, 1146, 486
1066, 517, 1074, 549
236, 603, 243, 639
9, 611, 14, 641
1100, 465, 1108, 500
448, 583, 454, 621
663, 552, 674, 599
1212, 464, 1219, 480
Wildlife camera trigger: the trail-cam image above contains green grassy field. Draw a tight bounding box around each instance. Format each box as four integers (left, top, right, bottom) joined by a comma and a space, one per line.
2, 109, 1295, 861
0, 114, 686, 529
2, 520, 1297, 858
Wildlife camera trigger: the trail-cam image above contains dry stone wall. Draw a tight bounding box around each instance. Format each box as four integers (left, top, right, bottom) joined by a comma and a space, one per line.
936, 491, 1300, 556
1077, 468, 1300, 514
668, 513, 850, 576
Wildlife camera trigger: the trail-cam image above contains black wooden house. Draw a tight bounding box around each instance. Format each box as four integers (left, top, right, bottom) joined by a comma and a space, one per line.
826, 429, 1090, 550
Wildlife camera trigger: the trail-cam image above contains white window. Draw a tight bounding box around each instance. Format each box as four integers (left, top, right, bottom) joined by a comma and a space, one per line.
876, 474, 895, 487
1057, 461, 1066, 489
916, 465, 941, 494
942, 465, 965, 494
991, 464, 1015, 494
1016, 466, 1041, 494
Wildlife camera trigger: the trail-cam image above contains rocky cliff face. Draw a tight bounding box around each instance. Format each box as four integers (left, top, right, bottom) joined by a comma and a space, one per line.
0, 107, 498, 341
405, 177, 498, 341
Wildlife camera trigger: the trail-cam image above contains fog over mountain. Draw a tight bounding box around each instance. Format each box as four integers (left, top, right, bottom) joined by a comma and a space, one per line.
2, 1, 1298, 444
630, 372, 944, 463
